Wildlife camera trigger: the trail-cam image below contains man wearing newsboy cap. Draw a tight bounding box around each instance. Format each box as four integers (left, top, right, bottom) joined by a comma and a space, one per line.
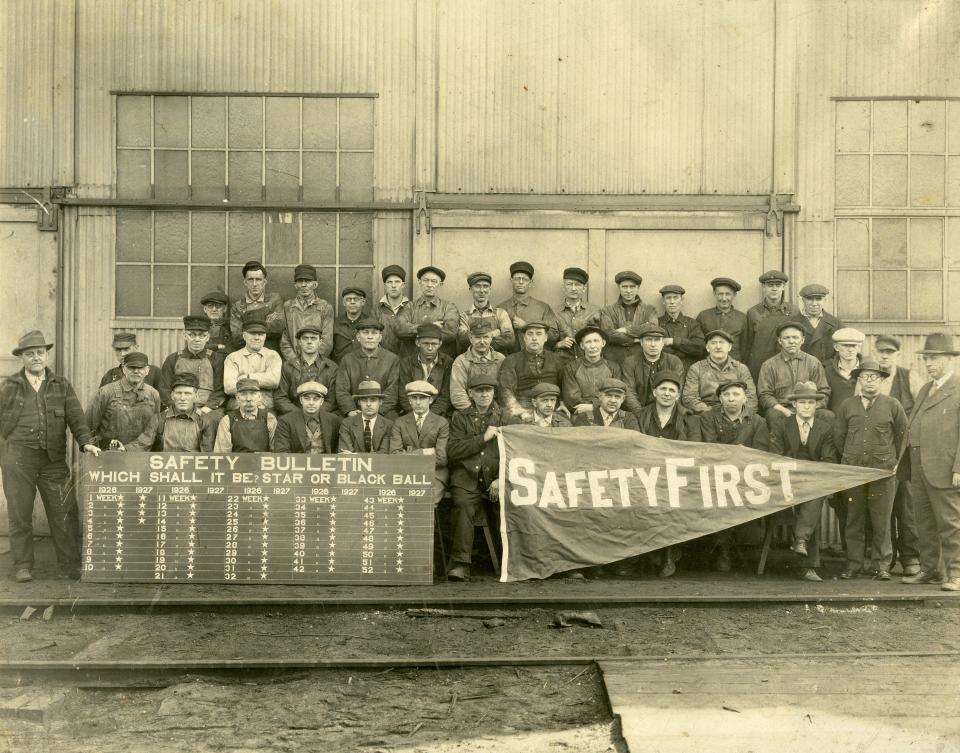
279, 264, 335, 364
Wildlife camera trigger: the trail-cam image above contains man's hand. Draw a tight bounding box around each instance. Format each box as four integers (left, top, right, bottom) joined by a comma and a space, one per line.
199, 406, 211, 415
348, 410, 360, 418
83, 444, 102, 456
422, 447, 435, 456
556, 337, 575, 349
773, 404, 793, 417
574, 403, 594, 415
663, 337, 675, 346
482, 426, 500, 442
512, 317, 527, 329
108, 439, 124, 451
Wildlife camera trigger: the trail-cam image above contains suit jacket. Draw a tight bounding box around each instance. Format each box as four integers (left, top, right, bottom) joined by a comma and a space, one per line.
572, 405, 640, 431
768, 409, 837, 462
389, 410, 449, 468
908, 375, 960, 488
273, 410, 341, 453
338, 413, 393, 453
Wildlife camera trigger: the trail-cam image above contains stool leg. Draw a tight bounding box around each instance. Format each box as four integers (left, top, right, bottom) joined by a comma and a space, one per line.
481, 522, 500, 577
757, 519, 776, 575
435, 507, 447, 578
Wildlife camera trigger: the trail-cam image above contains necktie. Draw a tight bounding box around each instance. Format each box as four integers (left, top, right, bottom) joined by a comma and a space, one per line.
799, 420, 810, 445
363, 419, 373, 452
929, 381, 939, 397
416, 415, 424, 435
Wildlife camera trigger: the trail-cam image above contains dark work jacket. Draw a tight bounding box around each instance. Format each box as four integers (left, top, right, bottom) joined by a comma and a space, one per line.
447, 404, 503, 490
273, 410, 341, 454
573, 406, 640, 431
788, 311, 842, 365
887, 366, 915, 415
636, 403, 701, 441
659, 312, 706, 370
622, 352, 685, 414
768, 409, 837, 462
0, 369, 94, 460
834, 394, 907, 470
700, 406, 769, 450
824, 357, 859, 413
398, 353, 453, 417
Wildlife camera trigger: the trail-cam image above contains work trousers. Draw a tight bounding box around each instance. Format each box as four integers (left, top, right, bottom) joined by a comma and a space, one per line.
912, 468, 960, 581
889, 480, 921, 569
794, 497, 824, 568
1, 443, 81, 572
844, 476, 896, 573
449, 484, 488, 565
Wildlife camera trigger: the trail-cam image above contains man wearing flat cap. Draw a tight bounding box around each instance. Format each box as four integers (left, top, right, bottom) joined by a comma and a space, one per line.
157, 314, 226, 417
621, 322, 685, 414
496, 262, 562, 352
787, 283, 843, 364
398, 322, 453, 417
200, 290, 233, 355
658, 284, 706, 370
223, 311, 282, 411
332, 286, 369, 363
696, 278, 747, 363
87, 350, 162, 451
561, 325, 623, 417
338, 381, 394, 453
554, 267, 600, 364
280, 264, 334, 364
823, 327, 865, 414
375, 265, 415, 354
835, 357, 907, 580
151, 373, 217, 452
682, 329, 757, 416
229, 261, 285, 352
450, 320, 506, 412
1, 331, 101, 583
745, 269, 796, 381
458, 272, 515, 353
389, 380, 449, 505
757, 321, 830, 424
273, 324, 339, 416
335, 317, 400, 418
903, 333, 960, 591
572, 378, 639, 430
446, 371, 504, 581
214, 376, 278, 452
498, 321, 564, 420
273, 381, 341, 454
100, 332, 161, 390
637, 371, 700, 441
599, 270, 659, 363
401, 266, 460, 359
505, 383, 572, 427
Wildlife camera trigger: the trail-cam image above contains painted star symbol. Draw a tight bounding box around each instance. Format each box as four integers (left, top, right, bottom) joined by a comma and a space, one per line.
187, 572, 193, 579
397, 535, 403, 543
328, 558, 336, 565
261, 556, 268, 564
396, 567, 403, 573
329, 534, 335, 543
328, 566, 335, 572
261, 573, 268, 579
191, 495, 197, 501
190, 502, 197, 511
115, 556, 123, 563
188, 556, 194, 564
117, 494, 124, 501
115, 564, 123, 570
139, 494, 147, 502
138, 518, 146, 525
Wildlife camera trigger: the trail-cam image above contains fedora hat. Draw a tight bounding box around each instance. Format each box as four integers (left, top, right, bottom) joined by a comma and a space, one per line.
850, 357, 888, 380
353, 380, 385, 399
917, 332, 960, 356
12, 330, 54, 356
785, 381, 822, 402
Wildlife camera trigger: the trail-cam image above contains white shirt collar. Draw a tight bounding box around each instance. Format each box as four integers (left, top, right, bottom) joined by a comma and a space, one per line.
25, 371, 46, 391
934, 372, 954, 389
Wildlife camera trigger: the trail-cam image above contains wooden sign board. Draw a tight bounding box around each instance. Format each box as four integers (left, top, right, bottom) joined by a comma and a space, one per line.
80, 453, 435, 585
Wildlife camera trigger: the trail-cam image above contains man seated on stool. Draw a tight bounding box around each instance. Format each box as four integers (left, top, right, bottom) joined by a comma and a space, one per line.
446, 372, 504, 581
389, 381, 449, 506
273, 382, 340, 453
151, 373, 217, 452
214, 376, 277, 452
339, 381, 394, 453
767, 381, 838, 582
505, 383, 572, 427
573, 378, 639, 429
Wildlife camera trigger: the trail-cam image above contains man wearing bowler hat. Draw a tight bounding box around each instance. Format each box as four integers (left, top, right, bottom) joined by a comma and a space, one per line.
151, 373, 217, 452
200, 290, 233, 355
229, 261, 285, 352
100, 332, 161, 390
696, 278, 748, 363
273, 382, 341, 454
554, 267, 599, 363
280, 264, 334, 364
458, 271, 515, 353
599, 270, 659, 363
788, 283, 843, 364
335, 317, 400, 418
903, 333, 960, 591
745, 269, 796, 380
572, 378, 639, 430
273, 324, 339, 416
658, 284, 706, 370
157, 314, 225, 415
682, 329, 757, 416
223, 311, 282, 411
561, 325, 623, 417
338, 381, 394, 453
375, 265, 415, 354
402, 266, 460, 359
1, 331, 101, 582
214, 376, 278, 453
834, 357, 907, 580
399, 322, 453, 417
446, 372, 504, 581
86, 350, 162, 451
496, 261, 562, 351
449, 320, 506, 412
498, 322, 564, 421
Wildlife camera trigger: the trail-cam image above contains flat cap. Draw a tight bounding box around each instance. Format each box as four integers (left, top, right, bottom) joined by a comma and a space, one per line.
704, 329, 735, 345
467, 271, 492, 287
575, 325, 607, 344
415, 322, 443, 340
518, 321, 548, 333
851, 357, 889, 380
353, 380, 385, 399
200, 290, 230, 306
355, 317, 383, 331
614, 270, 643, 286
293, 264, 317, 281
653, 371, 683, 390
122, 351, 148, 368
241, 312, 267, 333
467, 372, 499, 390
340, 286, 367, 299
469, 319, 495, 336
112, 332, 137, 349
635, 322, 667, 338
874, 335, 901, 352
296, 381, 328, 397
659, 284, 686, 296
381, 264, 406, 282
563, 267, 589, 284
405, 380, 438, 397
242, 260, 266, 277
183, 314, 211, 331
775, 320, 806, 337
598, 378, 629, 394
171, 372, 199, 390
530, 382, 561, 399
832, 327, 865, 344
509, 261, 534, 278
235, 376, 261, 393
710, 277, 741, 292
416, 265, 446, 281
296, 324, 323, 339
716, 379, 749, 397
799, 283, 829, 298
759, 269, 789, 284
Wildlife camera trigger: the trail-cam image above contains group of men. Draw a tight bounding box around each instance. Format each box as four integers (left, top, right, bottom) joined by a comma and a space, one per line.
2, 259, 959, 591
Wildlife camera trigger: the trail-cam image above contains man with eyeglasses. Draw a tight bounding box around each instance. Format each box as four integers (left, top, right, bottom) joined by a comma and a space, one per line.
834, 357, 907, 581
496, 262, 563, 352
157, 314, 225, 418
457, 272, 515, 353
554, 267, 599, 364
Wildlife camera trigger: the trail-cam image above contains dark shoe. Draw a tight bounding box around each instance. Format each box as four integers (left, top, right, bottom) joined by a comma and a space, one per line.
446, 564, 469, 582
839, 569, 856, 580
901, 570, 941, 585
562, 570, 585, 580
791, 538, 809, 557
659, 559, 676, 578
800, 568, 823, 583
873, 570, 891, 581
902, 564, 921, 577
14, 568, 33, 583
941, 578, 960, 592
715, 551, 732, 573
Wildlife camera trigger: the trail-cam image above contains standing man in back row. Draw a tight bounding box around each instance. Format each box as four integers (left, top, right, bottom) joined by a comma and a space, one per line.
788, 284, 842, 365
599, 271, 659, 363
229, 261, 285, 353
696, 278, 747, 363
554, 267, 600, 364
745, 270, 795, 381
100, 332, 161, 390
658, 284, 706, 371
497, 262, 563, 352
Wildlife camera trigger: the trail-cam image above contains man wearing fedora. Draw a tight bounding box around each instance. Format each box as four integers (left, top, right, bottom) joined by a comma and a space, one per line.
338, 381, 394, 453
279, 264, 334, 364
834, 357, 907, 580
768, 381, 839, 582
599, 270, 659, 363
86, 351, 162, 451
561, 325, 623, 418
696, 278, 748, 364
903, 332, 960, 591
1, 331, 101, 582
100, 331, 161, 390
150, 373, 217, 452
272, 382, 341, 454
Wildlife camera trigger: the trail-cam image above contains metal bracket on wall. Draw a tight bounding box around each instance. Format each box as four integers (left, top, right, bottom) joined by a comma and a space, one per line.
764, 194, 800, 238
9, 188, 61, 231
415, 190, 431, 235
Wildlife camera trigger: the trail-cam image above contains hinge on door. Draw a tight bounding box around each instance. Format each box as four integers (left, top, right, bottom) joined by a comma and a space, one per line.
21, 188, 60, 231
765, 193, 783, 238
415, 190, 431, 235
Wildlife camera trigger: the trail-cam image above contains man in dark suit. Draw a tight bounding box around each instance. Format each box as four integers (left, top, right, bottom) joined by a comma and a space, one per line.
768, 381, 838, 581
338, 380, 393, 453
902, 333, 960, 591
389, 380, 449, 506
272, 382, 340, 454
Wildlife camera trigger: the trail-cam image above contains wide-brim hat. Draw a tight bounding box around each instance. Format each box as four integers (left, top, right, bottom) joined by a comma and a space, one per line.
785, 381, 821, 401
850, 357, 889, 380
917, 332, 960, 356
353, 380, 385, 399
12, 330, 54, 356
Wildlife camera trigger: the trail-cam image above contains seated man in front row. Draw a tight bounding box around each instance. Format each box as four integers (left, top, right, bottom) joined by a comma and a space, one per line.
214, 376, 277, 453
498, 321, 563, 422
152, 373, 217, 451
445, 372, 504, 582
273, 324, 339, 416
505, 383, 571, 427
572, 378, 638, 430
389, 381, 449, 506
636, 371, 700, 441
339, 380, 394, 453
273, 382, 341, 454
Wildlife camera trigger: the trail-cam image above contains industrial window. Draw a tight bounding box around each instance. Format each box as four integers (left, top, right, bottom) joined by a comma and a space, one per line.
114, 94, 375, 317
834, 98, 960, 323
